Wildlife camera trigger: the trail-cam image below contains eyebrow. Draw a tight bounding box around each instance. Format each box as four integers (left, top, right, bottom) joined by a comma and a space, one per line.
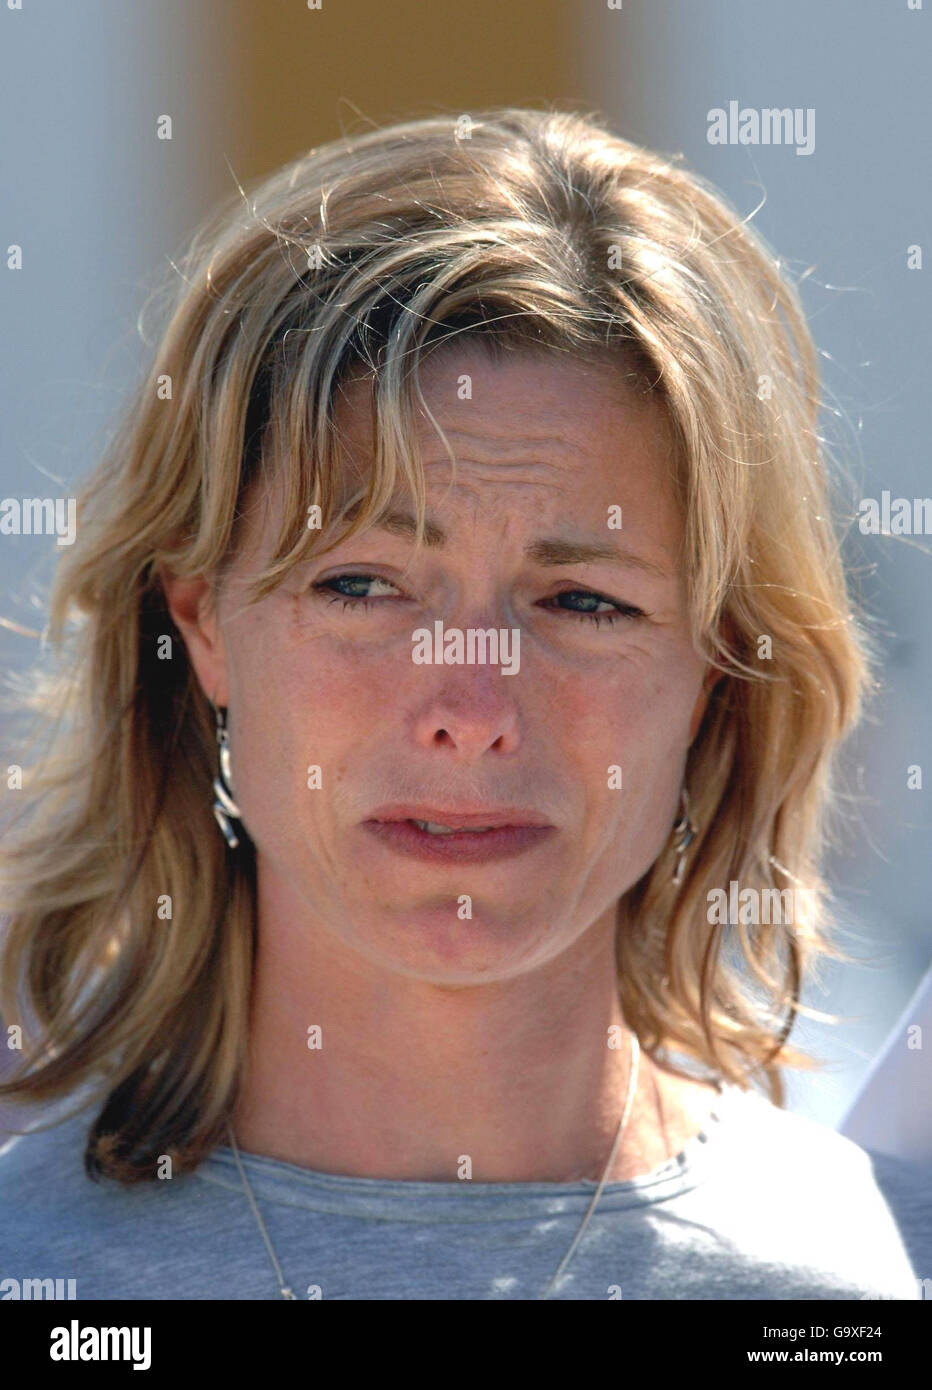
345, 506, 672, 579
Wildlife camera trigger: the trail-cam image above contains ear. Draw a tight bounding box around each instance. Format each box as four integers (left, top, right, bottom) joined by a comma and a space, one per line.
688, 664, 720, 744
159, 566, 229, 707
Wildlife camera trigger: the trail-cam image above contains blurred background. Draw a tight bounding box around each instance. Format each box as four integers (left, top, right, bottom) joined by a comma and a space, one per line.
1, 0, 929, 1142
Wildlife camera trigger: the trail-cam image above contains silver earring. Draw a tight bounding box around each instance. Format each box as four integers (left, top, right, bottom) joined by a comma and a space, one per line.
211, 703, 243, 850
671, 786, 697, 886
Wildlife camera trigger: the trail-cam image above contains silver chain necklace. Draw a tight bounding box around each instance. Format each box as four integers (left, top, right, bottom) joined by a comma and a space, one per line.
226, 1030, 640, 1301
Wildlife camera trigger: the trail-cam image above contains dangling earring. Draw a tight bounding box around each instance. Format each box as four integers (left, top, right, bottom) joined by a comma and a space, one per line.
671, 786, 698, 886
211, 702, 243, 850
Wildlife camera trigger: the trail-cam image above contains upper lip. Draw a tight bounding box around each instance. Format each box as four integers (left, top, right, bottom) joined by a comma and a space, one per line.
365, 803, 554, 829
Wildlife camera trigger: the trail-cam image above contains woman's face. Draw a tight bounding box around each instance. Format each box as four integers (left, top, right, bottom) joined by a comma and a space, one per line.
179, 346, 710, 982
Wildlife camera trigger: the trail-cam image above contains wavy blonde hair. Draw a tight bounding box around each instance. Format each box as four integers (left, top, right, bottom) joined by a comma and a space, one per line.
0, 106, 875, 1182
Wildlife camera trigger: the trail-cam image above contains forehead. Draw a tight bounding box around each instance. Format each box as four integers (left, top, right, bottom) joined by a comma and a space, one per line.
323, 345, 681, 537
332, 344, 672, 476
234, 343, 681, 565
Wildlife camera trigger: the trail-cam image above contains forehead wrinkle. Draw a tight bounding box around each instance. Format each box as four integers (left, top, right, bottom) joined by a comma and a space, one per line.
420, 460, 573, 491
421, 420, 587, 446
418, 424, 592, 470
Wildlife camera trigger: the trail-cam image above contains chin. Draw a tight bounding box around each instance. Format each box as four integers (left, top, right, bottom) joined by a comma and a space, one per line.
355, 900, 550, 981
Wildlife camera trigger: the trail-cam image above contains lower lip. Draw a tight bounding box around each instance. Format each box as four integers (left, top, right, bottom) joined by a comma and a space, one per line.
362, 819, 555, 863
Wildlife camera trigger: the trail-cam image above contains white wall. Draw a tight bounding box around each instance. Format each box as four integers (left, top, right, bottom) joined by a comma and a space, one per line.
1, 0, 237, 654
579, 0, 932, 1124
0, 0, 237, 1134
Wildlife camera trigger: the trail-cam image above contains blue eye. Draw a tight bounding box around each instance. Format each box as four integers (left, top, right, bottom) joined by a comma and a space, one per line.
311, 575, 646, 626
543, 590, 646, 626
313, 573, 401, 611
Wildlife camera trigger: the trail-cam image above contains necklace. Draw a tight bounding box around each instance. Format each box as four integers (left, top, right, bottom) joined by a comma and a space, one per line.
226, 1030, 640, 1301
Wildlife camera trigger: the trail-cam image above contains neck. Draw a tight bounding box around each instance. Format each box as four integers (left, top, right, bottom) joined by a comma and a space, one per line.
230, 874, 711, 1184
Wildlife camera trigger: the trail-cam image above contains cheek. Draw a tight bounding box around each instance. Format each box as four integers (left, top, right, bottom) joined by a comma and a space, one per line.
220, 613, 349, 825
554, 650, 698, 852
235, 597, 391, 729
240, 631, 397, 805
286, 637, 400, 729
550, 645, 694, 763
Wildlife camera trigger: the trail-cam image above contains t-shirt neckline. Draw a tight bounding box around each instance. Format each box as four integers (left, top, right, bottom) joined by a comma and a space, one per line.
195, 1081, 745, 1222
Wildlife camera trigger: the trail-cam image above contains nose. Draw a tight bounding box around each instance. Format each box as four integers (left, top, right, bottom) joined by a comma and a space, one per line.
411, 661, 521, 762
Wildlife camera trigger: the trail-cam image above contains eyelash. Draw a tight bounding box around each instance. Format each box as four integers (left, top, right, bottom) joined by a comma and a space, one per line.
312, 574, 646, 627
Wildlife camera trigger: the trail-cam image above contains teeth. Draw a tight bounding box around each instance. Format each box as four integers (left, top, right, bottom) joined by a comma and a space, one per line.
412, 820, 497, 835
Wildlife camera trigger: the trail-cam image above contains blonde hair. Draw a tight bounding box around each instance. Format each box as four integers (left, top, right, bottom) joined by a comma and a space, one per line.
0, 106, 875, 1182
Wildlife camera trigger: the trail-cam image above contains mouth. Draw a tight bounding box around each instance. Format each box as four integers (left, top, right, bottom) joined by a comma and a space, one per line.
410, 819, 499, 835
366, 803, 553, 828
362, 805, 555, 864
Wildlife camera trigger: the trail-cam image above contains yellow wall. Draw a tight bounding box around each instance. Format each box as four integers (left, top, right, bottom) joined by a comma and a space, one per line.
234, 0, 577, 181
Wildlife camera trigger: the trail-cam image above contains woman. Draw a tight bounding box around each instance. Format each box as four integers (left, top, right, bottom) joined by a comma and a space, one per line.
0, 106, 926, 1301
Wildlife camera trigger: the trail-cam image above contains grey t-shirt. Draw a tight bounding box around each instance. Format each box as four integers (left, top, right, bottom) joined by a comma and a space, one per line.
0, 1082, 928, 1300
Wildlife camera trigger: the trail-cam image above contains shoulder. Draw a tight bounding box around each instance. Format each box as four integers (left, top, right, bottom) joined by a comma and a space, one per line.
0, 1105, 92, 1208
699, 1085, 929, 1298
0, 1103, 234, 1297
0, 1105, 119, 1264
717, 1082, 904, 1177
718, 1081, 924, 1199
0, 1108, 92, 1289
861, 1147, 932, 1290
